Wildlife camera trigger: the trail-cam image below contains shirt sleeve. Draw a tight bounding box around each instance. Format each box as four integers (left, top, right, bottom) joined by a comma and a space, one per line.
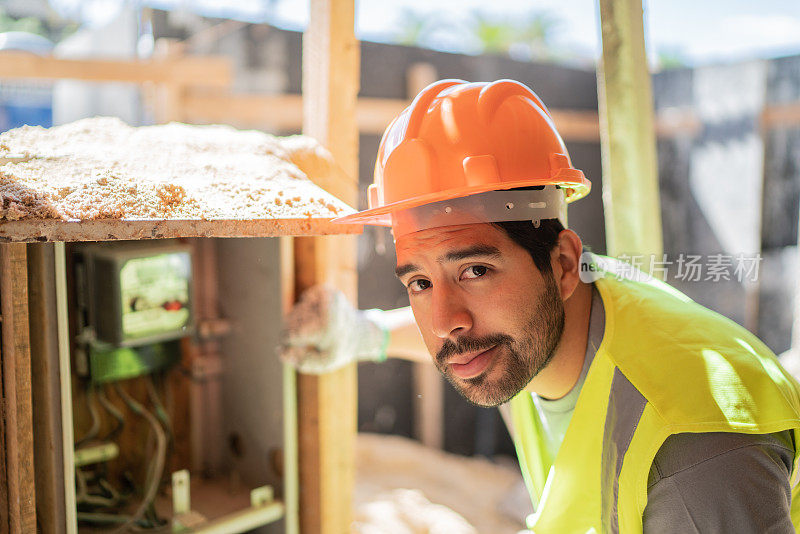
642, 430, 795, 534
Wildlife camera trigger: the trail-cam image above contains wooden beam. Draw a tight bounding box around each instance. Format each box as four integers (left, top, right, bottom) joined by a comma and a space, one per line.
654, 107, 702, 138
761, 102, 800, 130
181, 91, 602, 140
355, 97, 406, 136
153, 39, 189, 123
296, 1, 360, 533
404, 63, 446, 451
183, 93, 306, 131
26, 244, 67, 534
0, 243, 36, 533
0, 51, 231, 88
597, 0, 663, 259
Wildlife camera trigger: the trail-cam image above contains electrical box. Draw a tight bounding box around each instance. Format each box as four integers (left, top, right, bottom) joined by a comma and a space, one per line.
75, 240, 193, 348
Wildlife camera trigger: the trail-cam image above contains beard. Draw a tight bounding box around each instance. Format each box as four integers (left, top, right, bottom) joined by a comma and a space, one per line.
434, 270, 566, 407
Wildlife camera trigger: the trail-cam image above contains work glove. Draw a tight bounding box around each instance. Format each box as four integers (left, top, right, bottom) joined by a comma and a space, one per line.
280, 285, 389, 374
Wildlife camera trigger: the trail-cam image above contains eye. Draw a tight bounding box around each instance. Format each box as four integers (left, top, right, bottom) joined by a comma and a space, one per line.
408, 278, 431, 293
461, 265, 488, 280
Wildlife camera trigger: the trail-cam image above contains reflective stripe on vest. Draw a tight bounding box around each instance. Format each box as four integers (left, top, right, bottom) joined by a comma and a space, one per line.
601, 369, 647, 533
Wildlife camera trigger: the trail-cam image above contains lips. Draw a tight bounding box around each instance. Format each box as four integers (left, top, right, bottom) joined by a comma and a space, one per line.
448, 345, 497, 379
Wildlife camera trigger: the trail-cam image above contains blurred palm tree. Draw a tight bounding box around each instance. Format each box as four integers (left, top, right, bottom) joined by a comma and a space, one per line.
395, 8, 435, 47
470, 12, 516, 54
469, 10, 562, 59
0, 8, 46, 36
394, 8, 564, 60
518, 11, 562, 59
657, 48, 689, 69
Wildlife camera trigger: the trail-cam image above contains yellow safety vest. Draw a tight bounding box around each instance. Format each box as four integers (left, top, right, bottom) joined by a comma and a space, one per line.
509, 256, 800, 533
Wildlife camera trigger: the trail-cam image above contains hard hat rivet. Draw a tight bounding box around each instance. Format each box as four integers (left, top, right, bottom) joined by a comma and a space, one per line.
444, 206, 452, 214
505, 202, 514, 210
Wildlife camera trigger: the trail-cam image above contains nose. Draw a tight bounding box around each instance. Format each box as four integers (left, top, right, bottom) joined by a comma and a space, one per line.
430, 282, 473, 339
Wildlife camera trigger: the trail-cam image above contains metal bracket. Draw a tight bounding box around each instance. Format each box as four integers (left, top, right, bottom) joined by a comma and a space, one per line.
171, 470, 208, 532
74, 442, 119, 467
250, 485, 274, 508
172, 470, 191, 515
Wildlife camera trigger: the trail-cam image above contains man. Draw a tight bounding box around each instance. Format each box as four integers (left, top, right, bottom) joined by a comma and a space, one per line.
281, 79, 800, 532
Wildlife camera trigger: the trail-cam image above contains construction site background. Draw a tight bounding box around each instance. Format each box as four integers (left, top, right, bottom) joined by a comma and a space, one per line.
3, 0, 800, 469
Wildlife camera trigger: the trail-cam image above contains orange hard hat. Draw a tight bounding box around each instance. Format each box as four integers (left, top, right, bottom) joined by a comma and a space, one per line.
334, 79, 591, 237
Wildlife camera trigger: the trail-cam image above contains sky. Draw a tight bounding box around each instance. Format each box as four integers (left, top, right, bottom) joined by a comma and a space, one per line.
49, 0, 800, 66
263, 0, 800, 64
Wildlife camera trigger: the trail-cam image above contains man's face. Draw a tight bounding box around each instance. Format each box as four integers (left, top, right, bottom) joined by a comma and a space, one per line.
395, 223, 565, 407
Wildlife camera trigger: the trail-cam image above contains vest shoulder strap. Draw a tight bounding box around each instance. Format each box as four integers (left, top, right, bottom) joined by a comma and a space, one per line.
595, 267, 800, 432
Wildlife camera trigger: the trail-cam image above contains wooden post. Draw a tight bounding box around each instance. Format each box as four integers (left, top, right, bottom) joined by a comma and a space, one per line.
154, 39, 188, 123
26, 244, 67, 534
54, 243, 77, 534
597, 0, 663, 259
296, 0, 360, 532
280, 236, 300, 534
0, 243, 36, 533
405, 63, 445, 450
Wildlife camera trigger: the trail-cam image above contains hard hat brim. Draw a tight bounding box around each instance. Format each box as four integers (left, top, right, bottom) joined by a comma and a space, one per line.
333, 173, 590, 227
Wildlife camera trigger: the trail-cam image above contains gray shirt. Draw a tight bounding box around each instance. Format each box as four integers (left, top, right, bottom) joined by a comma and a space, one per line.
532, 285, 796, 533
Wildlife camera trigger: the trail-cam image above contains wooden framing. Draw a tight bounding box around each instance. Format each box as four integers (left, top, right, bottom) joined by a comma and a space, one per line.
0, 244, 36, 533
403, 63, 446, 451
597, 0, 663, 259
0, 50, 231, 88
26, 245, 67, 534
180, 91, 602, 140
295, 1, 360, 532
0, 11, 362, 532
8, 2, 786, 531
0, 50, 602, 141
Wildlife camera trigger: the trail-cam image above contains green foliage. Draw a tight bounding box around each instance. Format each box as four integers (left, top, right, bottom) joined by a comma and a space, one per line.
657, 49, 689, 69
0, 6, 79, 43
468, 10, 563, 59
517, 11, 563, 58
394, 8, 564, 61
0, 9, 46, 36
395, 7, 433, 46
470, 12, 516, 54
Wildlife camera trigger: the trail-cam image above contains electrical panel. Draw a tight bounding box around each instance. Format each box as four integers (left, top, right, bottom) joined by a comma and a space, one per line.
75, 240, 194, 349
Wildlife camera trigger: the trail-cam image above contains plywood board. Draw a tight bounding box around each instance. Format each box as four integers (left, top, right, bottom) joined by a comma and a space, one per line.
0, 217, 356, 243
0, 118, 360, 242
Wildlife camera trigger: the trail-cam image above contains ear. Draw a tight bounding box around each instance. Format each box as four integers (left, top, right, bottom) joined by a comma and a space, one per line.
550, 229, 583, 300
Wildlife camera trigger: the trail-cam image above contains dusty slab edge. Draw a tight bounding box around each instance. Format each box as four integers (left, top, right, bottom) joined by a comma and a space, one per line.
0, 218, 363, 242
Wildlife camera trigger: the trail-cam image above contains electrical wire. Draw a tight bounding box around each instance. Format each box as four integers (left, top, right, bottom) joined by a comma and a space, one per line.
75, 384, 101, 448
98, 477, 124, 505
145, 375, 173, 448
112, 383, 167, 534
76, 468, 118, 508
98, 384, 126, 441
145, 375, 174, 494
77, 512, 130, 525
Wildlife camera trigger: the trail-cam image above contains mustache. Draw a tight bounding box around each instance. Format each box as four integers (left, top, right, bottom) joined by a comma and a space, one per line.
436, 333, 514, 365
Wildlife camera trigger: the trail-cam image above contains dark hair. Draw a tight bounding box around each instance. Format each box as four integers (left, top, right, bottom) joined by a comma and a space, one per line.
494, 219, 564, 273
